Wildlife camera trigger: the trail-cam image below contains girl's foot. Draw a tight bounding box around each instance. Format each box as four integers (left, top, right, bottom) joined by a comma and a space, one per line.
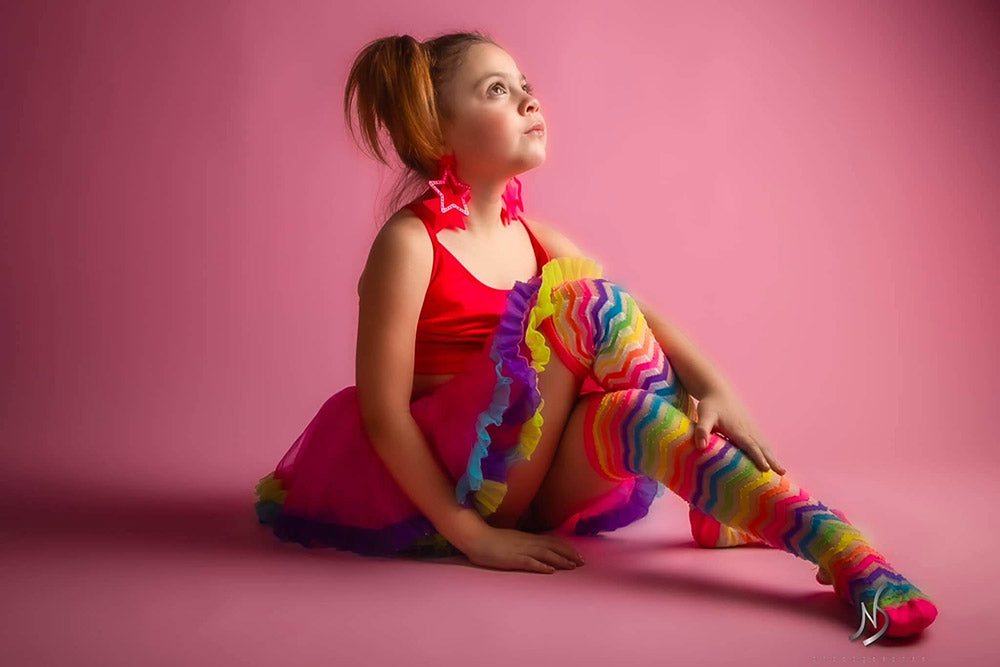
689, 505, 769, 547
828, 549, 938, 638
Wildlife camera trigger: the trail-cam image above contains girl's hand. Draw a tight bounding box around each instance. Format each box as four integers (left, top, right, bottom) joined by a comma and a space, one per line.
461, 525, 586, 574
693, 389, 786, 475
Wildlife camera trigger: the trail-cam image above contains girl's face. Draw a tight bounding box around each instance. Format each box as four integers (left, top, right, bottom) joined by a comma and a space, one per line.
439, 42, 546, 181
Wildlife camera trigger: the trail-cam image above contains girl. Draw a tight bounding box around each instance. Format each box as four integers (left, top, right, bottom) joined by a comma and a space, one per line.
254, 31, 937, 638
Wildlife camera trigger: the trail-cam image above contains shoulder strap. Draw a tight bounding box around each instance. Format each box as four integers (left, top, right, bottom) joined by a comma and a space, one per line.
404, 203, 445, 288
519, 217, 549, 265
404, 202, 442, 245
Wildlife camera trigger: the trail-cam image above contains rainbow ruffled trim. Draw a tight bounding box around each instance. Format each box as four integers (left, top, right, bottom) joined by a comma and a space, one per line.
454, 256, 604, 515
254, 256, 664, 557
255, 470, 449, 556
453, 256, 665, 531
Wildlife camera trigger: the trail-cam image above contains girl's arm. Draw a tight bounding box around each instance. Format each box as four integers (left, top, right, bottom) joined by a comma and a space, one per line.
356, 217, 488, 552
524, 216, 734, 400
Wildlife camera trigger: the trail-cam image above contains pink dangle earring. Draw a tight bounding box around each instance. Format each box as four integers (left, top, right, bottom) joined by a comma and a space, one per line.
425, 153, 472, 230
500, 175, 523, 226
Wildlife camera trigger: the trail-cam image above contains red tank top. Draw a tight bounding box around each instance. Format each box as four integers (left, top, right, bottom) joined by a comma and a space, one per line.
405, 194, 550, 375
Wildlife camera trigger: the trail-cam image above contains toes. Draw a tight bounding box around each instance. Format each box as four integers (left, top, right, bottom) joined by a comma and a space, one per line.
884, 598, 939, 638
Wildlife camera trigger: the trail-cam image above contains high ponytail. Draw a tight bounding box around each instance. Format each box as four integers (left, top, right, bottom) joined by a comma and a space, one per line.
343, 30, 496, 223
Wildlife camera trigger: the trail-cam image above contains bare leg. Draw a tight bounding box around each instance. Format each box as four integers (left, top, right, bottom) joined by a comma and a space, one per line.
528, 392, 623, 531
485, 344, 585, 529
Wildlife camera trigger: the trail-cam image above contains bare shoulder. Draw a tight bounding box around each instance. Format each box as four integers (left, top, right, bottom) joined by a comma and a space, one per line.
357, 207, 432, 297
378, 206, 429, 245
521, 215, 587, 259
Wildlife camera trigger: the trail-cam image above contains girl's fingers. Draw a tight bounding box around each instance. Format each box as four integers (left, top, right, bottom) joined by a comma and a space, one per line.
545, 538, 585, 565
747, 446, 770, 471
548, 550, 578, 569
528, 546, 576, 569
520, 555, 555, 574
752, 435, 783, 474
763, 449, 785, 474
747, 435, 771, 472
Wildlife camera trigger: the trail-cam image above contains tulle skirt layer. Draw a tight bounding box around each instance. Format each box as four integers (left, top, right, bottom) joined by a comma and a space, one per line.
253, 257, 665, 558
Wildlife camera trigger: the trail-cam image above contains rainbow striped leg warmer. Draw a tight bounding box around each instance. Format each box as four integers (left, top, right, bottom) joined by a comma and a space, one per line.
539, 277, 938, 639
539, 278, 759, 546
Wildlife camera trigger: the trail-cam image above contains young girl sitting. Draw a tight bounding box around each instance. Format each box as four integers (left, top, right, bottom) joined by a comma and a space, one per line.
254, 30, 938, 639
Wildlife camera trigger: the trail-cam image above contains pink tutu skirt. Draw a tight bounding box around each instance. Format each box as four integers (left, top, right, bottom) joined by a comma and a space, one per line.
253, 257, 665, 558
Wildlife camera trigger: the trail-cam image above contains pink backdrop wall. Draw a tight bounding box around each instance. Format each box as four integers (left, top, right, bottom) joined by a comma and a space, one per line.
3, 0, 998, 663
4, 0, 996, 486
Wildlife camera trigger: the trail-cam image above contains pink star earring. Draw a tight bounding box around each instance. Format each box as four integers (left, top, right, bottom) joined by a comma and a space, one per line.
423, 153, 524, 231
427, 153, 471, 216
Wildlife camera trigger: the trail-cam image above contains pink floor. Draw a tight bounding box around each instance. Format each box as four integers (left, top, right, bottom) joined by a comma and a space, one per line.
2, 463, 993, 666
2, 1, 996, 664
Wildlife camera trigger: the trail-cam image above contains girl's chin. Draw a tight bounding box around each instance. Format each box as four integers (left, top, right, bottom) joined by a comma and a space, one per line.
512, 155, 546, 172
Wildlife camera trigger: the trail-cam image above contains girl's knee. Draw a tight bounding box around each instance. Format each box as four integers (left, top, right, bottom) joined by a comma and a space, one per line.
554, 277, 637, 309
542, 279, 639, 364
551, 279, 645, 339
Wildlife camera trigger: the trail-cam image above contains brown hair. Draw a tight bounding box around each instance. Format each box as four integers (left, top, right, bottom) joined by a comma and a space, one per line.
343, 30, 498, 223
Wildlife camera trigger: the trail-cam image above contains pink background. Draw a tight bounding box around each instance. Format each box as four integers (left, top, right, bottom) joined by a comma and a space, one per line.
2, 0, 997, 665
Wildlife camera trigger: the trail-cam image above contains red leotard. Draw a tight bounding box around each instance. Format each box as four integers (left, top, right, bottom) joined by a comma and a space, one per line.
404, 196, 550, 375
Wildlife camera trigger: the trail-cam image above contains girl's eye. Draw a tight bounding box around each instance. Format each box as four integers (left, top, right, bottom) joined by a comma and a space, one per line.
490, 82, 535, 96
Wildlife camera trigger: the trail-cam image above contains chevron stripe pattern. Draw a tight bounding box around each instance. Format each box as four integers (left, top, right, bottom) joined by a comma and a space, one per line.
534, 276, 936, 637
544, 278, 694, 411
581, 388, 937, 637
545, 278, 753, 546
